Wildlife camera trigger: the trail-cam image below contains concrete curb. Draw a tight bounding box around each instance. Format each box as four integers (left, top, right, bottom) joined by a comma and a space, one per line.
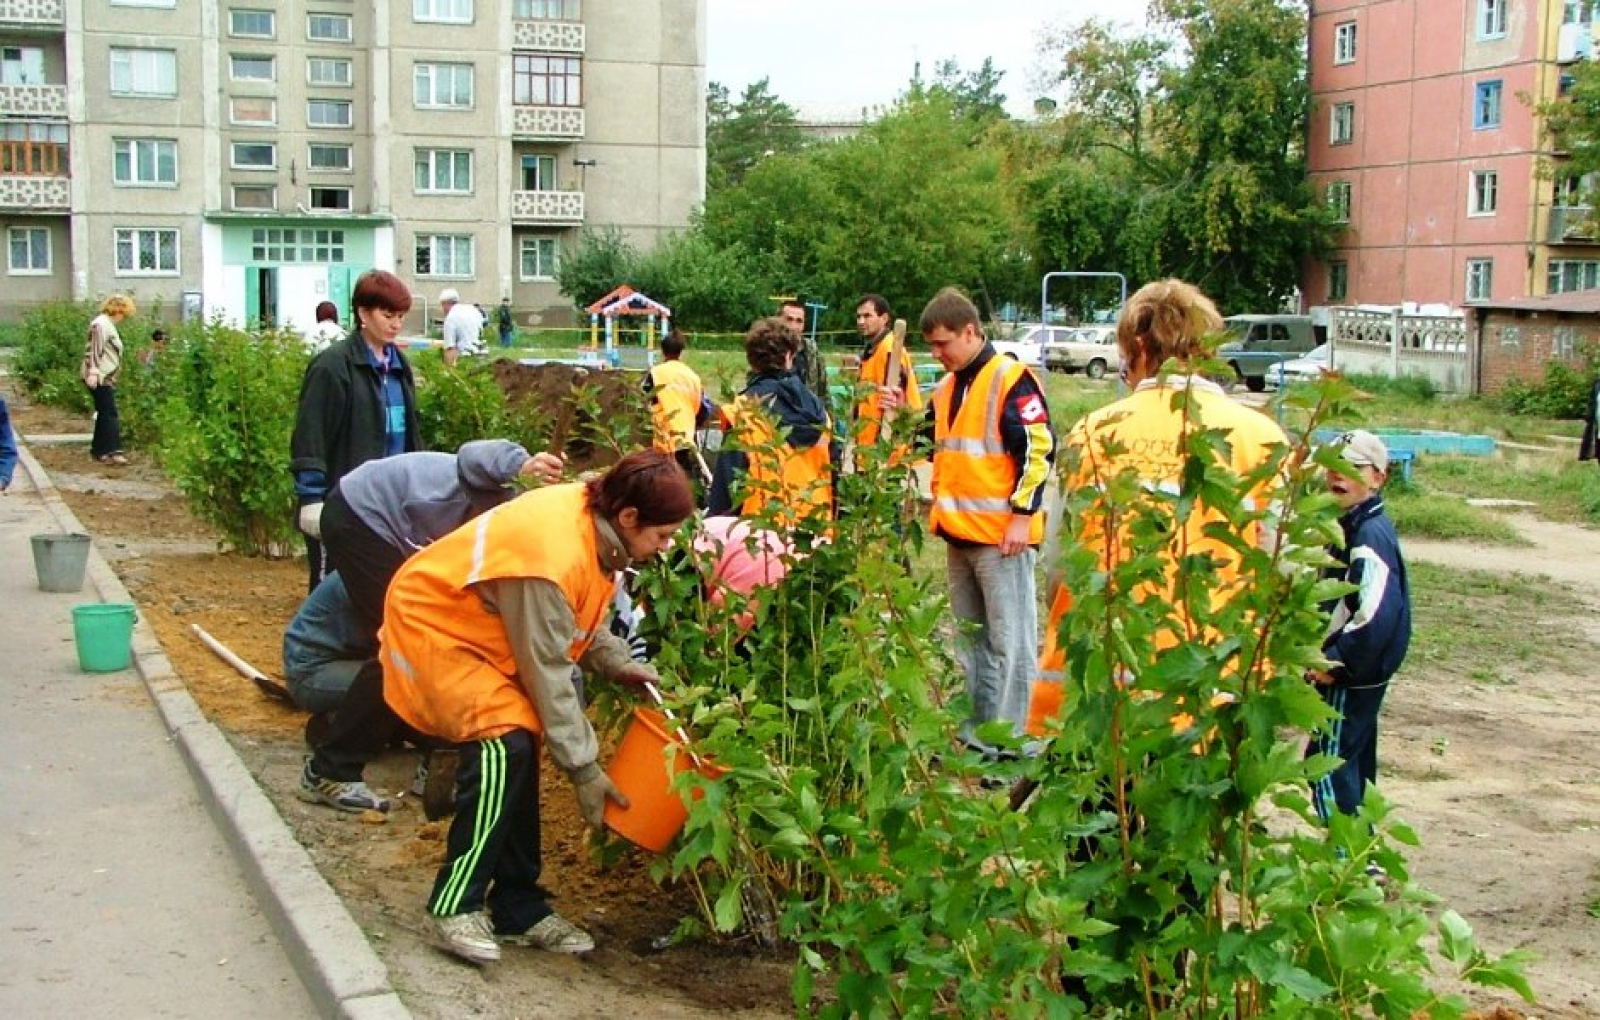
16, 439, 412, 1020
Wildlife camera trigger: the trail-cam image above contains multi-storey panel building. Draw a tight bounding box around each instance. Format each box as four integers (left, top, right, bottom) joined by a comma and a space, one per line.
1305, 0, 1600, 310
0, 0, 705, 328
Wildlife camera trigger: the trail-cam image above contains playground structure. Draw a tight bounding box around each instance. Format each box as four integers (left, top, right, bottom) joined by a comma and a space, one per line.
582, 285, 671, 369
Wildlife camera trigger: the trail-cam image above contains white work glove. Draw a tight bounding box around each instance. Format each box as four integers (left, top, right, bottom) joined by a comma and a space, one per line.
298, 502, 324, 539
569, 762, 629, 828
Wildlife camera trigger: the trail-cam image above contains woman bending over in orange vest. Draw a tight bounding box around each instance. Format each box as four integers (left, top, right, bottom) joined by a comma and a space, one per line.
380, 449, 696, 966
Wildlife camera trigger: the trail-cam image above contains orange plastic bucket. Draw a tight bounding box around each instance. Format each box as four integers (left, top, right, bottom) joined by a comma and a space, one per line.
1025, 679, 1064, 738
604, 707, 724, 852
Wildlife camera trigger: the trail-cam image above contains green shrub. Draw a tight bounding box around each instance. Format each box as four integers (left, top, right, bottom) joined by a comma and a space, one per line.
1498, 346, 1599, 419
412, 351, 516, 452
155, 322, 306, 556
13, 301, 95, 412
1345, 371, 1438, 401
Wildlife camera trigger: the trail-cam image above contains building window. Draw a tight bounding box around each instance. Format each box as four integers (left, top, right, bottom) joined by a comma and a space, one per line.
416, 234, 473, 277
513, 54, 581, 107
111, 0, 176, 7
307, 57, 352, 87
1, 46, 45, 85
1498, 324, 1521, 347
308, 142, 353, 171
230, 55, 275, 82
232, 184, 276, 210
415, 149, 472, 193
308, 99, 353, 128
251, 227, 346, 263
109, 48, 177, 97
1478, 0, 1507, 38
1554, 325, 1581, 359
231, 141, 276, 169
307, 13, 353, 43
1469, 170, 1499, 215
1474, 80, 1503, 129
520, 236, 558, 280
1566, 2, 1595, 25
1466, 258, 1494, 301
415, 0, 472, 24
414, 63, 473, 109
7, 226, 49, 274
230, 96, 276, 125
229, 8, 275, 38
1548, 258, 1600, 292
514, 0, 580, 17
114, 227, 179, 275
1329, 260, 1349, 301
113, 138, 177, 186
1326, 180, 1352, 222
520, 153, 558, 190
310, 186, 352, 210
1334, 22, 1357, 64
1330, 102, 1354, 145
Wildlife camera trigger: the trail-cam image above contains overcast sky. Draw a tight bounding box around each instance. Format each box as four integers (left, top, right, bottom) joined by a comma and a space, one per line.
705, 0, 1147, 119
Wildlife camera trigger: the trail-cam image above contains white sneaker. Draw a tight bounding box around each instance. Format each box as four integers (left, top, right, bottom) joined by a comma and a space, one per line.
503, 912, 595, 954
430, 910, 501, 965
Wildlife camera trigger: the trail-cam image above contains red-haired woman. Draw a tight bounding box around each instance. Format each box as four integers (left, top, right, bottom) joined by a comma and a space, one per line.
381, 449, 695, 965
289, 269, 421, 593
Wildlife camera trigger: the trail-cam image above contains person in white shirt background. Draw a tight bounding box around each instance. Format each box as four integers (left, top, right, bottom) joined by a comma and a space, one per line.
439, 288, 486, 367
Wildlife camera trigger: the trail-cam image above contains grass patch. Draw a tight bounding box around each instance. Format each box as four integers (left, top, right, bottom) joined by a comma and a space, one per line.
1415, 454, 1600, 526
1407, 561, 1590, 686
0, 322, 24, 348
1385, 484, 1527, 543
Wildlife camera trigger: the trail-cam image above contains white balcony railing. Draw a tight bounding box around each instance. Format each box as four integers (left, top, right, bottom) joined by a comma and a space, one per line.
0, 0, 65, 26
512, 105, 584, 140
0, 82, 66, 118
512, 19, 584, 52
511, 188, 583, 224
0, 172, 68, 210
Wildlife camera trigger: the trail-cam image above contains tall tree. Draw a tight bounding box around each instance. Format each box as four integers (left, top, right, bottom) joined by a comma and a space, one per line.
706, 77, 808, 192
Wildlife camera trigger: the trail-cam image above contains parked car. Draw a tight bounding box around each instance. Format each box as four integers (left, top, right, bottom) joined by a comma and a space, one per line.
992, 324, 1049, 368
1272, 343, 1332, 387
1218, 314, 1317, 392
1043, 326, 1121, 379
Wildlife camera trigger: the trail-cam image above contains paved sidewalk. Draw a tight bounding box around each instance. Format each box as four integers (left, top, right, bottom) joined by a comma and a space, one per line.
0, 445, 407, 1019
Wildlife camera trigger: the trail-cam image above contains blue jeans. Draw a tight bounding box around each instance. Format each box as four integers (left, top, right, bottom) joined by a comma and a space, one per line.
946, 543, 1037, 751
1309, 681, 1389, 819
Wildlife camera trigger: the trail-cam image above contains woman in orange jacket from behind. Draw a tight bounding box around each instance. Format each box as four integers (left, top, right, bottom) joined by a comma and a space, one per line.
381, 449, 695, 966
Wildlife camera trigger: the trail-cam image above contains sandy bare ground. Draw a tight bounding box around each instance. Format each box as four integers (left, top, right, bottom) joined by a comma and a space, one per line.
1392, 516, 1600, 1018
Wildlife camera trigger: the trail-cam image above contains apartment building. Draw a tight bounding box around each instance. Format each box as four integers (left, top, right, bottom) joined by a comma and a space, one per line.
1305, 0, 1600, 311
0, 0, 706, 328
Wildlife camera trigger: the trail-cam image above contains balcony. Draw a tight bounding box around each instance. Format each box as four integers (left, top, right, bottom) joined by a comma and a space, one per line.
0, 140, 68, 210
0, 0, 64, 28
512, 19, 583, 53
1548, 205, 1597, 243
0, 81, 65, 117
513, 105, 583, 140
511, 188, 583, 225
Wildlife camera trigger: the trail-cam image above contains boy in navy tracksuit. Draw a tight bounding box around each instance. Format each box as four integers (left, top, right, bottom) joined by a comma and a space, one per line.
1307, 429, 1412, 820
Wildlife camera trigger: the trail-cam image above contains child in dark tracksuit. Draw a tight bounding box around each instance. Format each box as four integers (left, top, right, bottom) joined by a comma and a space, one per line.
1307, 429, 1412, 820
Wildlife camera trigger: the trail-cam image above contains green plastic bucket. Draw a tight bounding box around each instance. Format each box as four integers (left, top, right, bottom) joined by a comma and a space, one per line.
72, 603, 137, 673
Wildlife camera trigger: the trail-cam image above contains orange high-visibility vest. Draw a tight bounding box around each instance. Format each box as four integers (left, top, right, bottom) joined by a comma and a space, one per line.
854, 334, 924, 447
648, 359, 702, 453
929, 355, 1043, 546
722, 396, 833, 527
381, 484, 616, 743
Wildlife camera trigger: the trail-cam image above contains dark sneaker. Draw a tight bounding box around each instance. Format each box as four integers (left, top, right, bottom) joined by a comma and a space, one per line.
430, 910, 500, 965
503, 912, 595, 954
296, 759, 390, 813
421, 749, 459, 822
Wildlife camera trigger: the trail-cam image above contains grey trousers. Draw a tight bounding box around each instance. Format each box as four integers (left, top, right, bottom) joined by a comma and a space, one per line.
946, 542, 1037, 751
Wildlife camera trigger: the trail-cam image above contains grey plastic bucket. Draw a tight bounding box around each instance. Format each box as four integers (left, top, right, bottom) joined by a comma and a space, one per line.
30, 533, 91, 593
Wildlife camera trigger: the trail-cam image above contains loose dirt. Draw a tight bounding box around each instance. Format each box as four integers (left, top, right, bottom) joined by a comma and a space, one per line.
8, 381, 1599, 1017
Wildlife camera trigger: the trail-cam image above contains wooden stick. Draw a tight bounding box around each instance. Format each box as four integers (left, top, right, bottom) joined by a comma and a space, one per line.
192, 623, 292, 702
878, 318, 909, 445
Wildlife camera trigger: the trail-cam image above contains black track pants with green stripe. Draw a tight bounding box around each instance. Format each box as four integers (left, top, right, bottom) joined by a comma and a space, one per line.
427, 728, 553, 935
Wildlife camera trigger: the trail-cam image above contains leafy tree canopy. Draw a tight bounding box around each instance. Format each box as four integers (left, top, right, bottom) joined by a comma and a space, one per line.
707, 77, 808, 193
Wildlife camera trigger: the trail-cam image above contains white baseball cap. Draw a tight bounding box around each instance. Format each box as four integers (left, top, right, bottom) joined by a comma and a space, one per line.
438, 288, 460, 305
1333, 429, 1389, 474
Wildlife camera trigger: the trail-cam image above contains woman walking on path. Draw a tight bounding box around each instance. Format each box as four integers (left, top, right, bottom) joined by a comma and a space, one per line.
81, 294, 135, 466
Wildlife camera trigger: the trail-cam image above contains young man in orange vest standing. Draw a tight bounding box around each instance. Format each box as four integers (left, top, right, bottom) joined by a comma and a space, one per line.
885, 287, 1055, 754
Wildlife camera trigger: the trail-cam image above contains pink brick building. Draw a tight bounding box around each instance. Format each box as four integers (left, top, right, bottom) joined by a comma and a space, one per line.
1305, 0, 1600, 311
